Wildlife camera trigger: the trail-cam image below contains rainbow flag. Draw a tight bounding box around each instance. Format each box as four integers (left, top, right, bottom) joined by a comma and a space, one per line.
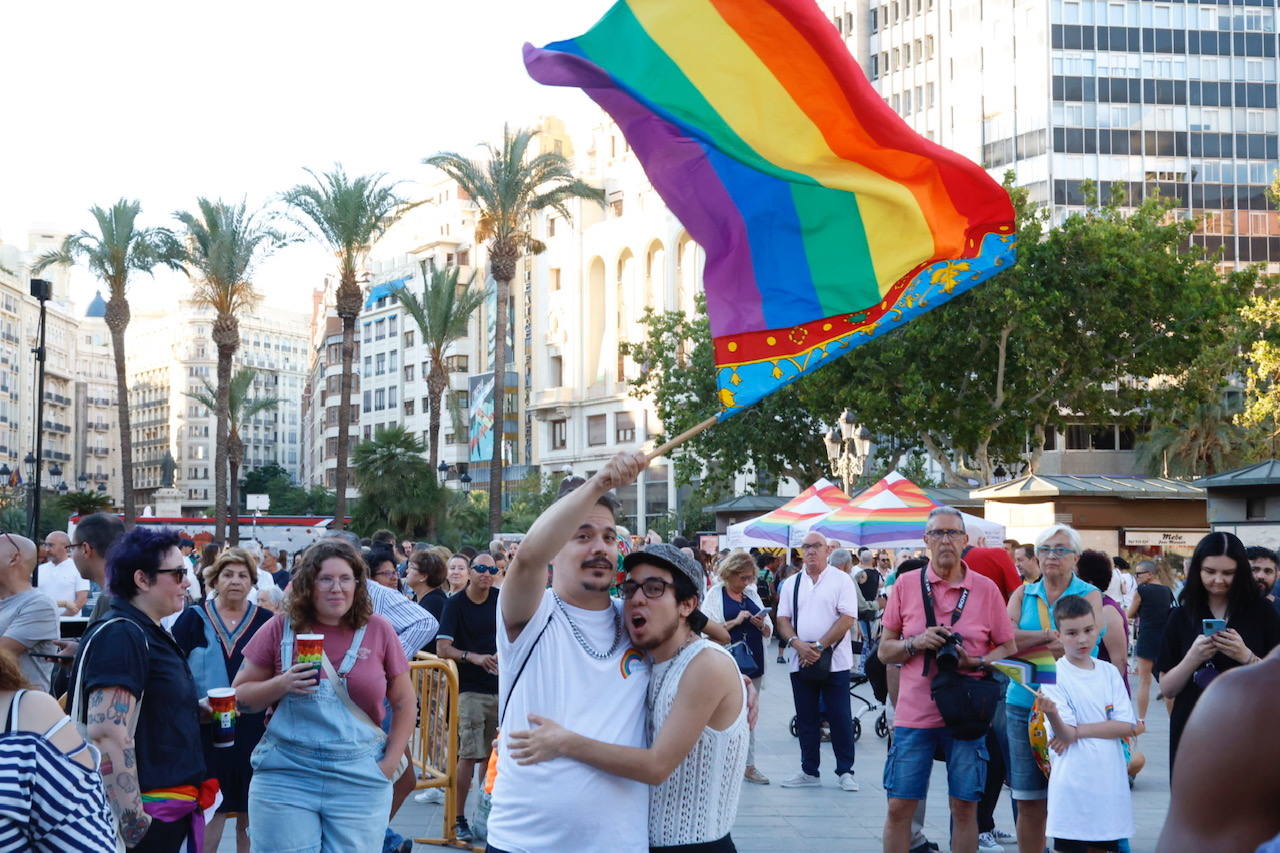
727, 478, 850, 547
525, 0, 1016, 416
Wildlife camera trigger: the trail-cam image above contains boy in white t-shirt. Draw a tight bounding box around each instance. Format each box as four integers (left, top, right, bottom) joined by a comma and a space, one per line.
1036, 594, 1138, 853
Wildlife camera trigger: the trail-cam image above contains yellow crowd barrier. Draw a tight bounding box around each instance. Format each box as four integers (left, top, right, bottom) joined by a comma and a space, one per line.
409, 653, 479, 850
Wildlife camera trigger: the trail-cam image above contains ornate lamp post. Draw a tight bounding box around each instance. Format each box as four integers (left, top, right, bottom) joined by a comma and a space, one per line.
822, 410, 874, 492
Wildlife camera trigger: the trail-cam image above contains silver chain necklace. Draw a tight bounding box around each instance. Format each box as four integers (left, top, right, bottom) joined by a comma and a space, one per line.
552, 592, 624, 660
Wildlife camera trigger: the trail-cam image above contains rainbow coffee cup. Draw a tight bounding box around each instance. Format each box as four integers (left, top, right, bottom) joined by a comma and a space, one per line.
296, 634, 325, 671
208, 688, 237, 749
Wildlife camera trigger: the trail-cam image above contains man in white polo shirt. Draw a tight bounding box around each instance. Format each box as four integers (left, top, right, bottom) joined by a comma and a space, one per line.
37, 531, 89, 617
776, 531, 861, 791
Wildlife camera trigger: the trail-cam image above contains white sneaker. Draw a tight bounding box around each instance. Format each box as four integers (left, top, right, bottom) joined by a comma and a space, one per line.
977, 832, 1002, 852
779, 772, 820, 788
414, 788, 444, 803
838, 772, 859, 792
992, 829, 1016, 845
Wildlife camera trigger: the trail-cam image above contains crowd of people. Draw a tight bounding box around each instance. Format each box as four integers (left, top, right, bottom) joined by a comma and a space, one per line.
0, 451, 1278, 851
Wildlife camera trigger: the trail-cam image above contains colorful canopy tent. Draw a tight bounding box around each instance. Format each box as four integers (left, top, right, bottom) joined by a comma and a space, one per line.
801, 471, 1004, 548
724, 479, 851, 549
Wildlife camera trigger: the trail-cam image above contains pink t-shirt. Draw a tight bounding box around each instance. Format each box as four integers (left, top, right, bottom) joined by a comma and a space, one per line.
242, 612, 409, 724
882, 563, 1014, 729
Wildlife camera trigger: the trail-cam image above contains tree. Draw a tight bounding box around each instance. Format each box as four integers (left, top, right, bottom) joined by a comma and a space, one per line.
393, 261, 486, 502
32, 200, 182, 526
281, 167, 408, 530
1138, 397, 1248, 478
351, 426, 443, 537
185, 367, 282, 544
174, 199, 290, 544
425, 126, 604, 534
53, 489, 115, 517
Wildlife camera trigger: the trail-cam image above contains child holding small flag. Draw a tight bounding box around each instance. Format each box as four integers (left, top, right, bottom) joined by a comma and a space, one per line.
1034, 595, 1138, 853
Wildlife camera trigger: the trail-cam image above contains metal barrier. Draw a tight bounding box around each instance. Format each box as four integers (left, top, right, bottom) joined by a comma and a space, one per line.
408, 653, 477, 850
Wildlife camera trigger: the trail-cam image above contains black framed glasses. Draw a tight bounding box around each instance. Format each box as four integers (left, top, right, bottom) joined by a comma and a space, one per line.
620, 578, 675, 599
153, 568, 188, 581
923, 529, 966, 541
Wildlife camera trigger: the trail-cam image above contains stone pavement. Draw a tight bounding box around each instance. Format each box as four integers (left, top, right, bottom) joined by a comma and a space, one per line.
220, 655, 1173, 851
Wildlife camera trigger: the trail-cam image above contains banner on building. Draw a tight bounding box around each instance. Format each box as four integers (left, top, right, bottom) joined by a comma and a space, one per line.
468, 371, 518, 463
1123, 529, 1210, 548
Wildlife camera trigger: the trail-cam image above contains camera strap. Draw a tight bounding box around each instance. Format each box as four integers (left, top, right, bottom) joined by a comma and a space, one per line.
919, 564, 970, 677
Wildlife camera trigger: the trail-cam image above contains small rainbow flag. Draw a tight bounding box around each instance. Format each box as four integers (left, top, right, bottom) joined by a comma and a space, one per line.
525, 0, 1016, 416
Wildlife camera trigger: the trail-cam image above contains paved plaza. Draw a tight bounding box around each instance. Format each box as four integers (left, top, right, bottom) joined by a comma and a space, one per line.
217, 655, 1172, 852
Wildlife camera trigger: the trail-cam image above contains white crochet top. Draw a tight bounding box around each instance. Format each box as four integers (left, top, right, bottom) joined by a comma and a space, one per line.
646, 639, 749, 846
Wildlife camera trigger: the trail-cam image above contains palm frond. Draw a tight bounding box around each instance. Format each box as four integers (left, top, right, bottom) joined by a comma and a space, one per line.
174, 198, 291, 316
280, 165, 408, 281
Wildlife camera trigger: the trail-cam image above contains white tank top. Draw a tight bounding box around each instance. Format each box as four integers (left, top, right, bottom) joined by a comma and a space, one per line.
646, 638, 748, 846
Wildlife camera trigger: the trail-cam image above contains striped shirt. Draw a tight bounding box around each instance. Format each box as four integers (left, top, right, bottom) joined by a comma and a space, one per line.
0, 732, 116, 851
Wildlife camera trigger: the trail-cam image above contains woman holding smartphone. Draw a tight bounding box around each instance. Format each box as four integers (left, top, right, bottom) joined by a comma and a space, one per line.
1156, 532, 1280, 774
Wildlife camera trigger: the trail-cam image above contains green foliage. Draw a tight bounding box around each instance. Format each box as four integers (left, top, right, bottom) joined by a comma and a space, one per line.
437, 490, 490, 551
350, 426, 444, 537
500, 471, 562, 534
31, 199, 182, 286
53, 490, 114, 516
240, 463, 336, 516
172, 198, 292, 317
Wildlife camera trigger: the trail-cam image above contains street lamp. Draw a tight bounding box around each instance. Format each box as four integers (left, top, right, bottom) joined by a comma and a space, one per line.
437, 460, 449, 484
823, 410, 874, 491
27, 279, 52, 541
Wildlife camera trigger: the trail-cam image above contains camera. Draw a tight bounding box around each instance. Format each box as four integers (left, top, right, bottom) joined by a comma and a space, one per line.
935, 631, 965, 672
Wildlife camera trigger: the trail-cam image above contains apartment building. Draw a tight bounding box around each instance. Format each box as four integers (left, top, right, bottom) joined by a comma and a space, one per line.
128, 297, 309, 513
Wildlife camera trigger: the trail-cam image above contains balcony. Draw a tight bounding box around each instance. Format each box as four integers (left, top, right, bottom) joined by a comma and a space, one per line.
41, 420, 72, 435
43, 392, 71, 407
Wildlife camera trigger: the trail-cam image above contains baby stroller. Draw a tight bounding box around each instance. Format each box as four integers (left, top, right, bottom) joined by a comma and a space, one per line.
788, 634, 889, 742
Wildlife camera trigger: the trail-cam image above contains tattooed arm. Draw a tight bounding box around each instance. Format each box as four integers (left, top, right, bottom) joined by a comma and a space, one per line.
86, 687, 150, 846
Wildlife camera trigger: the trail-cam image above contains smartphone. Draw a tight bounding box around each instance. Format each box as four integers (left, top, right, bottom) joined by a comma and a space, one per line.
1202, 618, 1227, 636
31, 652, 74, 662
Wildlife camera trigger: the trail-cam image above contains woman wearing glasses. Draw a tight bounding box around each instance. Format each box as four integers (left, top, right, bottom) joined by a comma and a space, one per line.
1155, 532, 1280, 775
234, 539, 414, 852
1003, 523, 1102, 853
71, 526, 210, 852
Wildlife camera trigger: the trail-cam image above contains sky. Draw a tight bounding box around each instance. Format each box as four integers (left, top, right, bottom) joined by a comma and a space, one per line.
0, 0, 608, 313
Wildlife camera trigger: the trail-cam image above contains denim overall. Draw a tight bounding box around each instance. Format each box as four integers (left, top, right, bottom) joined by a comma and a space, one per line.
247, 623, 392, 852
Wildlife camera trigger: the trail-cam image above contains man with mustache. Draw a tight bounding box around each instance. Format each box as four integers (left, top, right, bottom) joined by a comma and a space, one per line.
486, 451, 652, 853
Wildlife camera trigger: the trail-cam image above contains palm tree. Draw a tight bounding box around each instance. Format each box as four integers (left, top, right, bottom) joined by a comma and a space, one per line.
1137, 398, 1248, 478
281, 167, 407, 530
425, 126, 604, 533
351, 425, 441, 537
185, 368, 282, 544
32, 200, 181, 527
173, 199, 290, 545
394, 261, 486, 474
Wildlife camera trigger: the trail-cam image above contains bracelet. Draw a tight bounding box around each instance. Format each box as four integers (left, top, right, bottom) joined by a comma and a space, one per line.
786, 637, 797, 649
461, 651, 469, 663
905, 636, 916, 657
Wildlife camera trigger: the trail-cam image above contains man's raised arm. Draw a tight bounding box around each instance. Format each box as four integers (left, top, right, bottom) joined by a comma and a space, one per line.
501, 450, 647, 637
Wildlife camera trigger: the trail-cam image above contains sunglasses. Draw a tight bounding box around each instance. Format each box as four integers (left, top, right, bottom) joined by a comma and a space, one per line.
472, 564, 499, 575
153, 568, 188, 581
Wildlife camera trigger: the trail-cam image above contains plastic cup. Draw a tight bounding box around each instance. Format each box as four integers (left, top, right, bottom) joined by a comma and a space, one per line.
296, 634, 325, 671
208, 687, 237, 749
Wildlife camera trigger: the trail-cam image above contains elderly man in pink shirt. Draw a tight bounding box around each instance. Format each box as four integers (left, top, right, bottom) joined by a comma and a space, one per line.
776, 531, 861, 791
878, 506, 1017, 853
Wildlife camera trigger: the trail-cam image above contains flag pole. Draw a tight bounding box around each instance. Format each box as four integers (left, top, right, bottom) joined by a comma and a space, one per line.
645, 414, 719, 462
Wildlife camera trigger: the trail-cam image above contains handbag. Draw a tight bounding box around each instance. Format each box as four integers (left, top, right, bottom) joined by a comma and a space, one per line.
726, 640, 760, 676
919, 569, 1002, 740
791, 572, 834, 682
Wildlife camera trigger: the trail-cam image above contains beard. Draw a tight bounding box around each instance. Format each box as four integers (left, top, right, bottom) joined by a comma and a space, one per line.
579, 558, 614, 593
630, 613, 680, 650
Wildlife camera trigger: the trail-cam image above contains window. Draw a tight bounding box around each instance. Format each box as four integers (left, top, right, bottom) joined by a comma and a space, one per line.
388, 386, 397, 407
374, 319, 386, 340
445, 354, 469, 373
870, 54, 879, 78
374, 389, 385, 410
362, 323, 372, 343
389, 351, 398, 371
404, 330, 415, 349
363, 355, 372, 377
404, 399, 415, 416
387, 315, 397, 335
375, 353, 386, 375
1247, 496, 1268, 520
362, 390, 372, 413
587, 414, 607, 446
404, 364, 415, 382
615, 412, 636, 443
1065, 425, 1090, 450
926, 35, 934, 59
869, 7, 878, 31
548, 216, 556, 237
452, 390, 470, 410
1091, 425, 1117, 450
549, 355, 563, 387
550, 268, 562, 291
551, 419, 567, 450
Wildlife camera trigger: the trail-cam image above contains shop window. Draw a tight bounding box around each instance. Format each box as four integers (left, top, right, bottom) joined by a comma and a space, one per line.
587, 414, 607, 446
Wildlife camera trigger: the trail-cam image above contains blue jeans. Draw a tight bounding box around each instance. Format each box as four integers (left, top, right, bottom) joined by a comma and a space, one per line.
789, 670, 855, 777
884, 725, 988, 801
1007, 702, 1048, 800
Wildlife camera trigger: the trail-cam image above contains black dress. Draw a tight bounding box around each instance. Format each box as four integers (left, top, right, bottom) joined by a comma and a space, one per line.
1134, 582, 1175, 661
172, 601, 275, 813
1156, 599, 1280, 774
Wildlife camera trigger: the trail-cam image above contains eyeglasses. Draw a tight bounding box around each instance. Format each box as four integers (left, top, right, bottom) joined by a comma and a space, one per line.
69, 541, 86, 552
472, 564, 499, 575
1035, 546, 1078, 558
801, 543, 825, 551
620, 578, 675, 599
374, 569, 398, 579
153, 568, 188, 581
316, 576, 357, 589
0, 531, 19, 555
923, 529, 966, 541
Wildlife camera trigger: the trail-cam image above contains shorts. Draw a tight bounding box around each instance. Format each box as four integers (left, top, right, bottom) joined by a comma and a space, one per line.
1053, 839, 1123, 852
883, 725, 988, 802
458, 691, 499, 760
1007, 702, 1048, 800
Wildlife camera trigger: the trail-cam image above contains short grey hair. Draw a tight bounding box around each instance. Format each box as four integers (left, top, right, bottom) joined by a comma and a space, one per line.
926, 505, 966, 530
830, 548, 853, 568
1135, 560, 1157, 574
1034, 523, 1083, 553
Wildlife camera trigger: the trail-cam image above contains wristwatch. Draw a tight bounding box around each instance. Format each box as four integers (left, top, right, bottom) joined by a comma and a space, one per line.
813, 641, 825, 652
461, 651, 469, 663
